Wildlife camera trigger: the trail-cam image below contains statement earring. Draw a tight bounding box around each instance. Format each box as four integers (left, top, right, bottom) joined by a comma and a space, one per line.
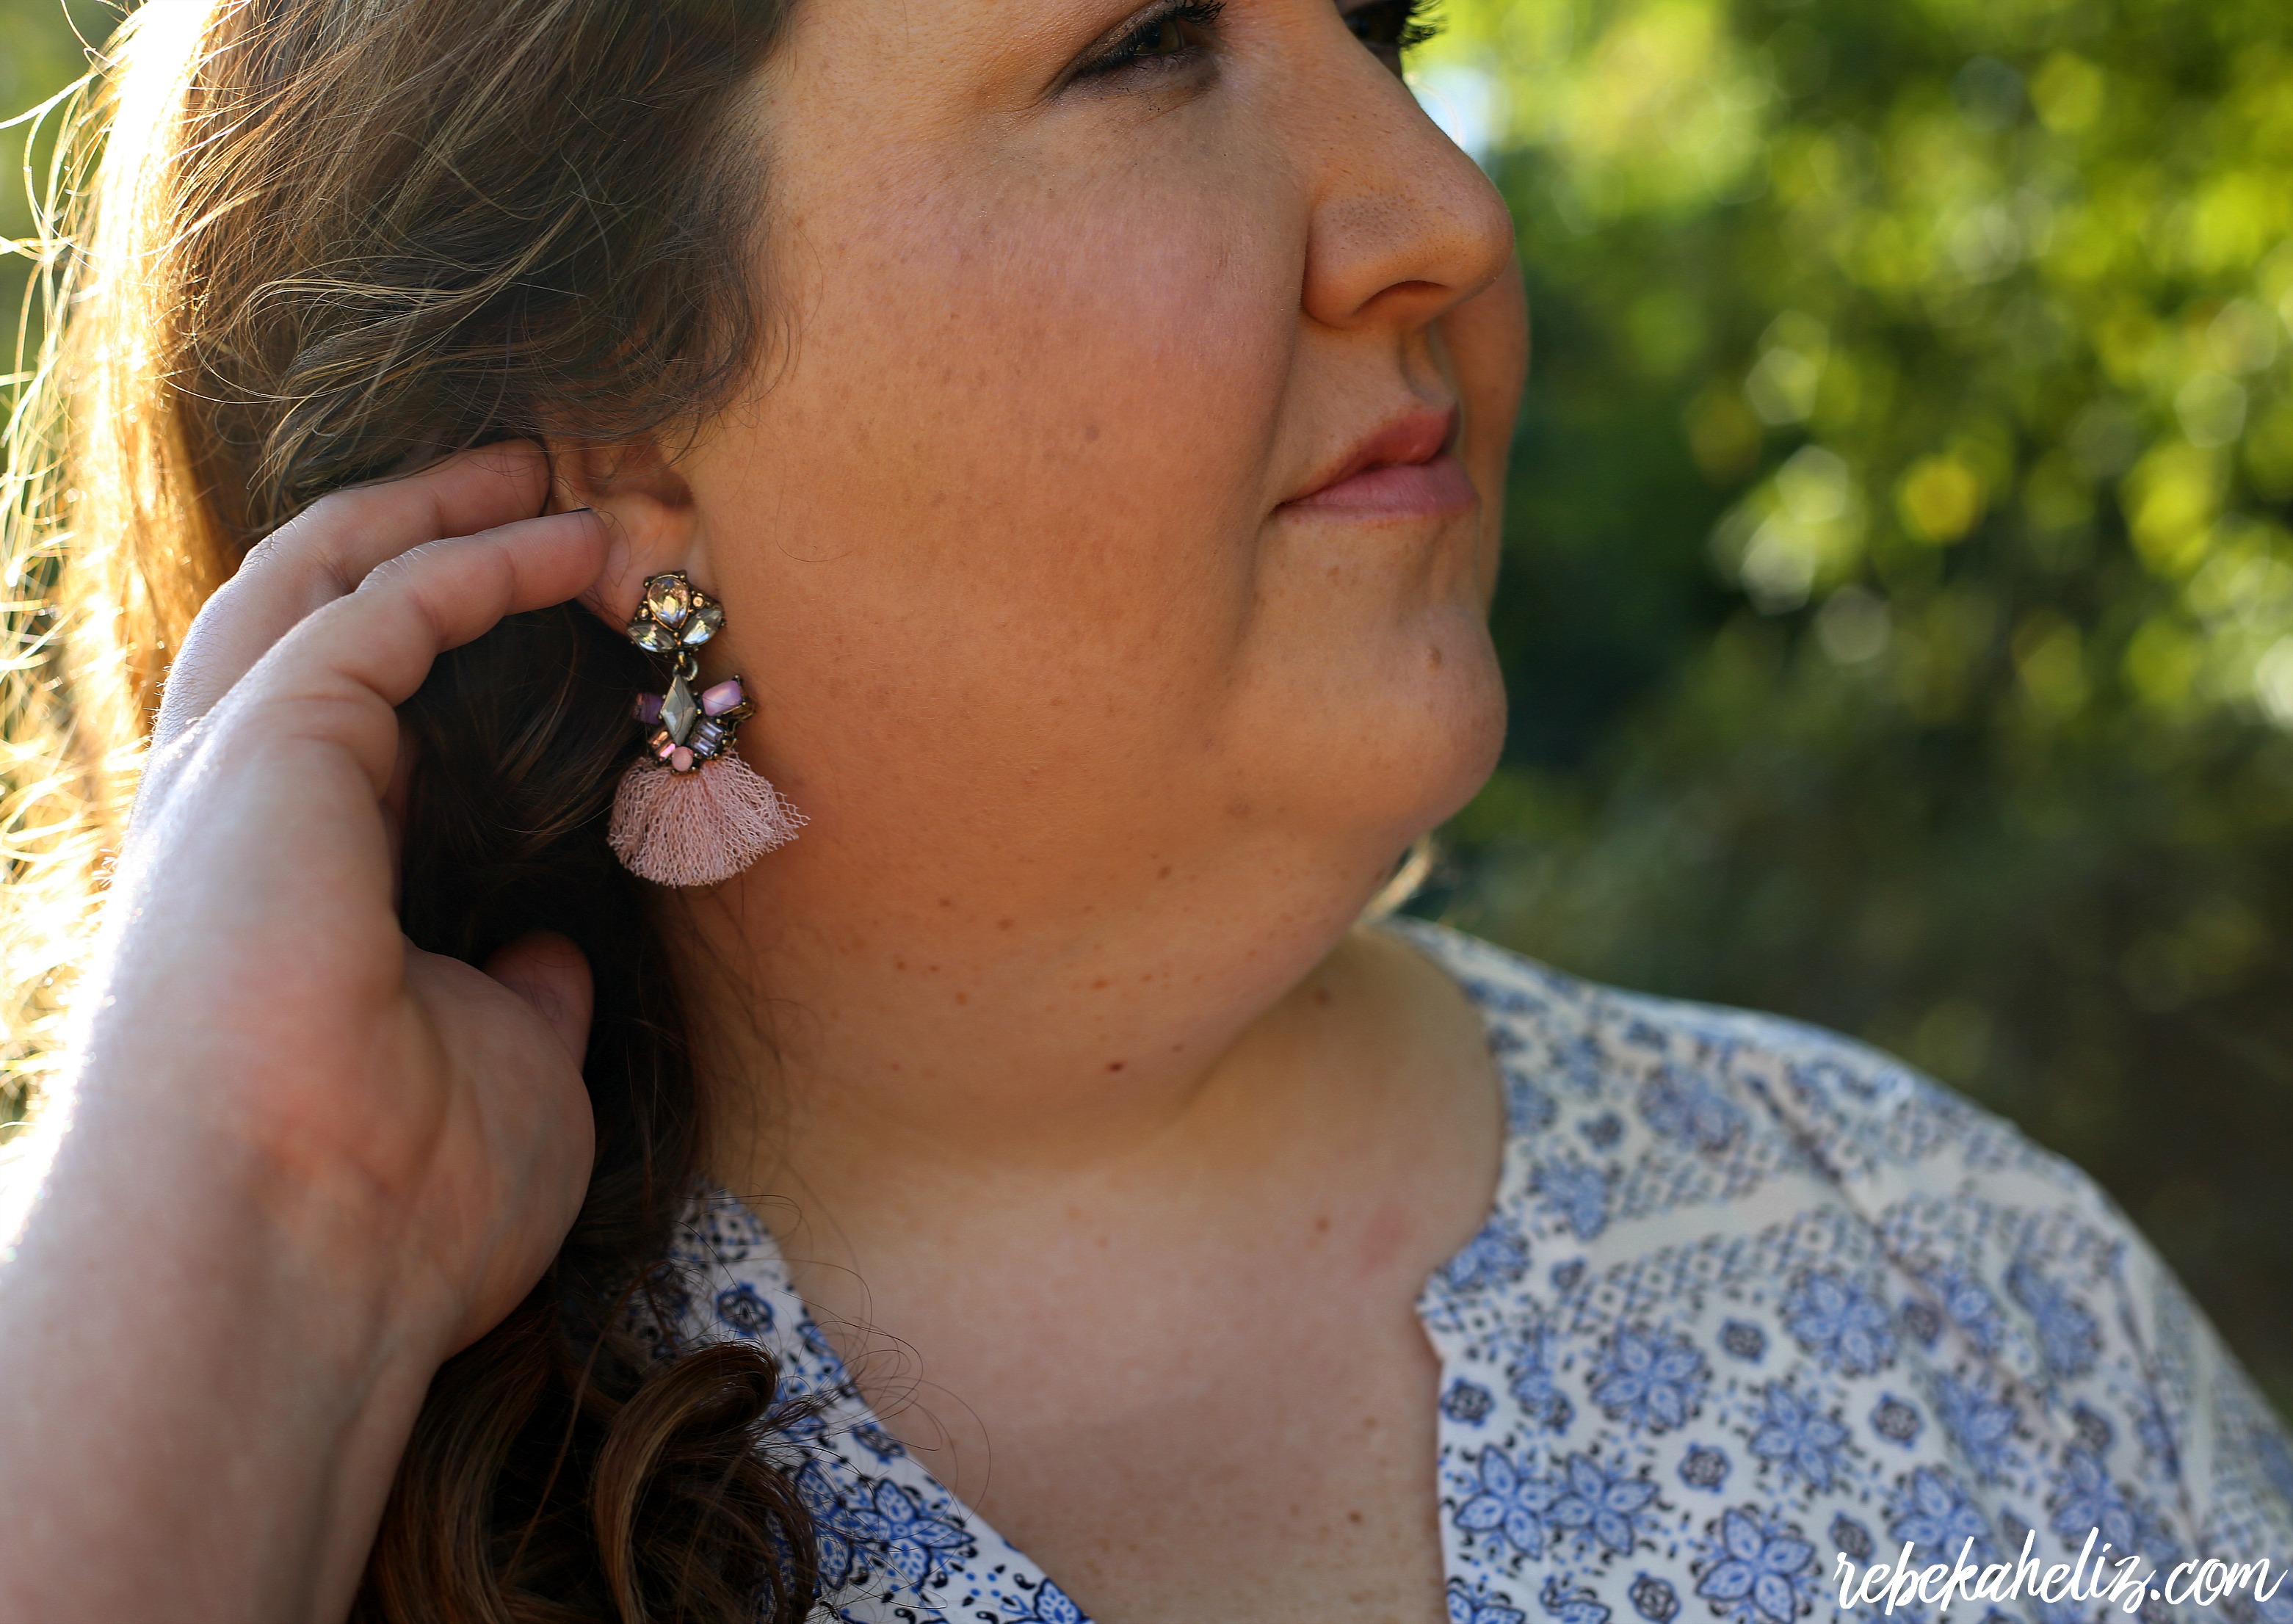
606, 571, 805, 886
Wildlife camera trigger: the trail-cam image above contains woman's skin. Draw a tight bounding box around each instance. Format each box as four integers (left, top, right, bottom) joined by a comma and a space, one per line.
0, 472, 607, 1623
0, 0, 1527, 1617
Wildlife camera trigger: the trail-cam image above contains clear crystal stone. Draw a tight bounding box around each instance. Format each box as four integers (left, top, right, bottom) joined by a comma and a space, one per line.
629, 617, 678, 653
680, 601, 724, 646
644, 576, 692, 628
660, 672, 700, 744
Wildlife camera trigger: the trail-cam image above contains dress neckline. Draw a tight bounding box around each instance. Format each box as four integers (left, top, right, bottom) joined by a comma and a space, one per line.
670, 917, 1527, 1622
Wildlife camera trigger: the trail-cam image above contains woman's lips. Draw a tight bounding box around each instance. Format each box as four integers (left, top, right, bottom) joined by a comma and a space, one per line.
1279, 405, 1476, 518
1283, 452, 1477, 516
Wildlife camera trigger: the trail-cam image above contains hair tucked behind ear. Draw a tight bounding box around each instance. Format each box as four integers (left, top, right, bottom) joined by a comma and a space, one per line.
2, 1, 819, 1617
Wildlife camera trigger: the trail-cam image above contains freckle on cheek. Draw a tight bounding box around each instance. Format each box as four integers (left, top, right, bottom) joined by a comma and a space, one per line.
1427, 645, 1444, 670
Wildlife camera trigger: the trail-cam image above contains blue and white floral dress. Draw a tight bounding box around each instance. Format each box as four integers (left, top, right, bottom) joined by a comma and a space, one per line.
662, 921, 2293, 1624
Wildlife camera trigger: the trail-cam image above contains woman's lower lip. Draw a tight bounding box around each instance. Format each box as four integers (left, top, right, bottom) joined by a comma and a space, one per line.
1283, 453, 1478, 517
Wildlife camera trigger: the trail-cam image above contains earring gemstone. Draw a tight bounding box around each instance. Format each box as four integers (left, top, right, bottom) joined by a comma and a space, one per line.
660, 672, 700, 745
680, 601, 724, 645
620, 573, 781, 795
645, 575, 693, 628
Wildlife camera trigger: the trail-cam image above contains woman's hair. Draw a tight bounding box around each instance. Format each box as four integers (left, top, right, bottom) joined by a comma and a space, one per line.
2, 1, 822, 1616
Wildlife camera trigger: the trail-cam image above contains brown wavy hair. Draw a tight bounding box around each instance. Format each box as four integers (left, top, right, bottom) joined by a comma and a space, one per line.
1, 0, 822, 1616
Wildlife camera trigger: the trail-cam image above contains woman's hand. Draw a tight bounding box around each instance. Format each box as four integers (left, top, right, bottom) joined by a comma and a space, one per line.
126, 442, 609, 1349
0, 446, 609, 1624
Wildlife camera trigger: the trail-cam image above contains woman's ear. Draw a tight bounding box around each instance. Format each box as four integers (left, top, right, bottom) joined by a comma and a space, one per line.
546, 437, 699, 629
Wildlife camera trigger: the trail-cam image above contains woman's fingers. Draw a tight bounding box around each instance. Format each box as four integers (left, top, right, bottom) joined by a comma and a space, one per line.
217, 507, 608, 793
153, 443, 555, 748
481, 933, 596, 1069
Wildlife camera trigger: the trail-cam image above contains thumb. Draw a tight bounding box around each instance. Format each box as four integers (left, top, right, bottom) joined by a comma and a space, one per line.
482, 932, 595, 1067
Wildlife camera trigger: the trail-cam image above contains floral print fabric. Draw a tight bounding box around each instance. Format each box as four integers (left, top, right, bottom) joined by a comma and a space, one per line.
662, 921, 2293, 1623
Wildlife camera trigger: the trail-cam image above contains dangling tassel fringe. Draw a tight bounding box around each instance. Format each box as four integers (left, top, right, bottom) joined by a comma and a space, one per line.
608, 748, 806, 887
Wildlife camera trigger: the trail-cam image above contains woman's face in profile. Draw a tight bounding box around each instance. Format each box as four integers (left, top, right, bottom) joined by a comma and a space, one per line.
673, 0, 1527, 919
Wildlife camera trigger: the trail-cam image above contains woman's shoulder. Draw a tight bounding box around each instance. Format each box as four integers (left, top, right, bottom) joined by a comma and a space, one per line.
1387, 917, 2293, 1577
1387, 914, 2159, 1311
1389, 913, 2085, 1203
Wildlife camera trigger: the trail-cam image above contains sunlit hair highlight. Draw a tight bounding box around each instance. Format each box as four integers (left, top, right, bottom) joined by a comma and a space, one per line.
1, 1, 822, 1617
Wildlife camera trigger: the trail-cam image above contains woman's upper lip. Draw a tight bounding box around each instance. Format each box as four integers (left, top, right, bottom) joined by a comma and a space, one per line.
1282, 406, 1460, 506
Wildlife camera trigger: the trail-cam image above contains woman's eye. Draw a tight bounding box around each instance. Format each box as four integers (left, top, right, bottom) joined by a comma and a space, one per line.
1343, 0, 1443, 74
1133, 15, 1189, 59
1083, 0, 1225, 80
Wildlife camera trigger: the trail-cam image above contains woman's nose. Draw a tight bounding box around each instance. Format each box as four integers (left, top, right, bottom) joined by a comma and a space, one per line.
1291, 20, 1517, 335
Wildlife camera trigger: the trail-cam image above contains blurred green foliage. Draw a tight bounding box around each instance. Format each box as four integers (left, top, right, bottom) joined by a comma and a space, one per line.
4, 0, 2286, 1404
1409, 0, 2293, 1407
1, 2, 103, 382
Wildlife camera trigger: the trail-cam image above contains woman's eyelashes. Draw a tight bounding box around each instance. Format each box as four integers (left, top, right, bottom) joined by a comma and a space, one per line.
1344, 0, 1443, 73
1076, 0, 1226, 82
1071, 0, 1440, 88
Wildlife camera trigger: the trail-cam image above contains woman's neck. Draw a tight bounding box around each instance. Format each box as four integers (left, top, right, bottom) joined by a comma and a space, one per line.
668, 826, 1441, 1255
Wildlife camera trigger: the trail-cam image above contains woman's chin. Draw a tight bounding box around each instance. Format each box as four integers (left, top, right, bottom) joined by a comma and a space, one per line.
1281, 632, 1508, 850
1405, 682, 1507, 838
1405, 626, 1509, 828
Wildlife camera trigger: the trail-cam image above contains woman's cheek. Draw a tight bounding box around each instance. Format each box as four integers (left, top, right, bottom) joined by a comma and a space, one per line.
947, 213, 1296, 605
1449, 258, 1530, 474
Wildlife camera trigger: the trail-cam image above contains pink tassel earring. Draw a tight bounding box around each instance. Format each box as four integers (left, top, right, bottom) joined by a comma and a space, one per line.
607, 571, 805, 886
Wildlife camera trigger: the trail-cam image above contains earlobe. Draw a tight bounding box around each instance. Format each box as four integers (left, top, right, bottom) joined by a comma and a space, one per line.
546, 436, 703, 628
